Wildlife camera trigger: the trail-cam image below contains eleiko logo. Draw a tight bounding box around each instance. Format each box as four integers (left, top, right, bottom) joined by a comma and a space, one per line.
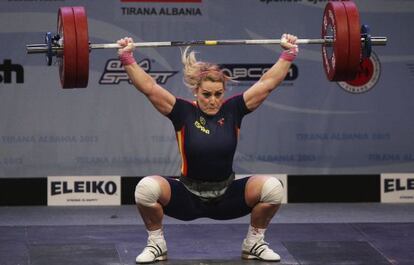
0, 59, 24, 84
383, 178, 414, 193
47, 176, 121, 206
381, 173, 414, 203
50, 180, 117, 195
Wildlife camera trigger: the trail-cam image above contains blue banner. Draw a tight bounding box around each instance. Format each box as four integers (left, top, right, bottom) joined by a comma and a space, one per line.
1, 0, 413, 177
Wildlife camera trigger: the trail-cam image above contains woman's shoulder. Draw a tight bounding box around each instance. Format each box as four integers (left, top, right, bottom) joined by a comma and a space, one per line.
175, 97, 197, 109
223, 93, 244, 106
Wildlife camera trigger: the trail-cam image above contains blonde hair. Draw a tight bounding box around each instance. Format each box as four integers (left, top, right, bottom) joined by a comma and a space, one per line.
181, 46, 230, 93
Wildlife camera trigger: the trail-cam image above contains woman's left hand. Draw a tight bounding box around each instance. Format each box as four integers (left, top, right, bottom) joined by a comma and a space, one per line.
280, 33, 298, 50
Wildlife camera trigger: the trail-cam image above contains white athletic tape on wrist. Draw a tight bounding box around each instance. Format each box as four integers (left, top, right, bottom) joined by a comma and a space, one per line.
135, 177, 161, 207
260, 177, 284, 204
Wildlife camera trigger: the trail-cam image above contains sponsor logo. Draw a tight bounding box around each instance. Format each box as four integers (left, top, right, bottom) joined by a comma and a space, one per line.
99, 59, 178, 85
51, 181, 117, 195
220, 63, 298, 82
0, 59, 24, 84
48, 176, 121, 206
194, 116, 210, 134
384, 178, 414, 193
199, 116, 206, 126
381, 173, 414, 203
337, 52, 381, 94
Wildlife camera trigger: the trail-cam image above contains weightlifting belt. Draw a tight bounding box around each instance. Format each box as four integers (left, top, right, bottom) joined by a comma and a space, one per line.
179, 172, 235, 201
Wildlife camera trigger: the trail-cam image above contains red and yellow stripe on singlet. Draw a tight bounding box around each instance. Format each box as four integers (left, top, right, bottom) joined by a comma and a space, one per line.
176, 127, 188, 176
235, 126, 240, 139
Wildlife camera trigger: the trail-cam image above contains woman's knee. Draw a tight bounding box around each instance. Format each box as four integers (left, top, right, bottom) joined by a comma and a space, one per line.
134, 175, 170, 207
260, 177, 284, 205
245, 175, 284, 206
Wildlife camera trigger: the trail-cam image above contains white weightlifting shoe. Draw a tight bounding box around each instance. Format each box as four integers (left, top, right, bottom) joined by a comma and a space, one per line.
241, 237, 280, 262
136, 236, 167, 264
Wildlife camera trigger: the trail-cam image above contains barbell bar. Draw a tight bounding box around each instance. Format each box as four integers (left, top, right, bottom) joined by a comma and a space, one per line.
26, 37, 387, 53
25, 1, 387, 88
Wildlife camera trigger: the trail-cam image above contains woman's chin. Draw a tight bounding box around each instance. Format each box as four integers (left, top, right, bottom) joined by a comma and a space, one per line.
205, 109, 219, 115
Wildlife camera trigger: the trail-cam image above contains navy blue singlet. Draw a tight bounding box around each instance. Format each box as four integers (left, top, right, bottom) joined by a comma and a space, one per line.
167, 93, 251, 182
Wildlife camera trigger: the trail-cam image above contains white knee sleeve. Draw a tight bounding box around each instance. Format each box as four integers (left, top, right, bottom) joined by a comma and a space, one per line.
260, 177, 283, 204
135, 177, 161, 207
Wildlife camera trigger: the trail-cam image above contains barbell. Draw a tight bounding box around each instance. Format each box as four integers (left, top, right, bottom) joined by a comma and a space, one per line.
26, 1, 387, 89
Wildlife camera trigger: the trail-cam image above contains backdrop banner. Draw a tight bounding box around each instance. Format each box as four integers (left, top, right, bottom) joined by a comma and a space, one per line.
1, 0, 413, 178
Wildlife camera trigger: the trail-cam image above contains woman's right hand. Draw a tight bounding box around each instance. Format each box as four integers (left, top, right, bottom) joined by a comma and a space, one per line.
117, 37, 135, 56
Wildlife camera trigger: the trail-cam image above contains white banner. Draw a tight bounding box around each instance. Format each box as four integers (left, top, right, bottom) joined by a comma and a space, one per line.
47, 176, 121, 206
381, 173, 414, 203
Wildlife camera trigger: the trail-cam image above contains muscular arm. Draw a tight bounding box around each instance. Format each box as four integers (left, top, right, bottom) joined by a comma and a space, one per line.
118, 37, 175, 116
243, 33, 298, 112
243, 58, 292, 112
123, 63, 175, 115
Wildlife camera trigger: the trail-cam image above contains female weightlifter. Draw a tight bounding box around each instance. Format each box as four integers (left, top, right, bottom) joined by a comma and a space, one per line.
117, 33, 298, 264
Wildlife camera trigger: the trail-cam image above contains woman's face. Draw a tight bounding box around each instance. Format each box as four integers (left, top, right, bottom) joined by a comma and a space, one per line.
196, 80, 225, 115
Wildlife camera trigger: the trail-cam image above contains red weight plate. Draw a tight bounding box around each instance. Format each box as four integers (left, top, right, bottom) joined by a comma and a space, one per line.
58, 7, 77, 88
72, 6, 89, 88
321, 1, 350, 81
342, 1, 361, 80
